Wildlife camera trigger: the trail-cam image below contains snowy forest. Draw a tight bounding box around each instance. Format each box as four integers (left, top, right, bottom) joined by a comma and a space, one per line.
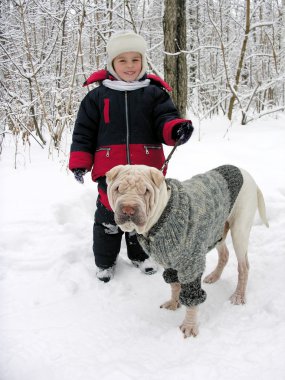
0, 0, 285, 156
1, 2, 285, 379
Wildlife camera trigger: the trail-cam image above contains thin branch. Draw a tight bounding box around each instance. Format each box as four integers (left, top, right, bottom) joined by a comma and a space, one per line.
245, 106, 285, 123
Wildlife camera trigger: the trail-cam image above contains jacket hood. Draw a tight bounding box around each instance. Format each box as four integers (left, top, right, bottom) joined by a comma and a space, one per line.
83, 70, 172, 92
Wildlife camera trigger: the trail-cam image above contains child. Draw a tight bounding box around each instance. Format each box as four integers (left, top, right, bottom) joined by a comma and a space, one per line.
69, 31, 193, 282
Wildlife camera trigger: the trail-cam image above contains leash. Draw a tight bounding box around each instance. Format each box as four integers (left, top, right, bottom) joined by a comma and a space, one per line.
160, 138, 182, 172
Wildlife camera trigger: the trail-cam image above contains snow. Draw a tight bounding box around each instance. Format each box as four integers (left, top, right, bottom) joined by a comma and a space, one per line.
1, 115, 285, 380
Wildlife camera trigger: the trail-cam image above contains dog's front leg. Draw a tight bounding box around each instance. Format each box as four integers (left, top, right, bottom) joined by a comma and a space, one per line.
160, 282, 181, 310
180, 306, 199, 338
178, 276, 206, 338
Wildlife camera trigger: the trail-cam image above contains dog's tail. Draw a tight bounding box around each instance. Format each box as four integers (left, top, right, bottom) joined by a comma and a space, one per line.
257, 187, 269, 228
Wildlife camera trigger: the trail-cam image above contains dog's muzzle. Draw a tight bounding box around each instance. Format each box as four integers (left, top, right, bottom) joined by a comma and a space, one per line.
114, 202, 146, 230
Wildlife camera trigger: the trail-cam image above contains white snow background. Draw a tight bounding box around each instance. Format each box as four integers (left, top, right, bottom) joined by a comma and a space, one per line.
0, 115, 285, 380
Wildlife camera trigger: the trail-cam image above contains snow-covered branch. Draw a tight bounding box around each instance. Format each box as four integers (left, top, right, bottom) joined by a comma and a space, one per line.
0, 0, 284, 154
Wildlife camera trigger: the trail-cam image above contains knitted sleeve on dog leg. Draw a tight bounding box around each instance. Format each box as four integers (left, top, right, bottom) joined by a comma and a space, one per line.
179, 274, 207, 307
163, 268, 179, 283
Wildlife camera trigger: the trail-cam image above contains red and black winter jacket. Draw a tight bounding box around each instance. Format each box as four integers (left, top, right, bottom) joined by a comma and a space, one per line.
69, 70, 190, 208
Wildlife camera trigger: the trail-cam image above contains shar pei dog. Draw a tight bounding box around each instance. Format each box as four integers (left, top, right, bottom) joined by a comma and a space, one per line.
106, 164, 269, 338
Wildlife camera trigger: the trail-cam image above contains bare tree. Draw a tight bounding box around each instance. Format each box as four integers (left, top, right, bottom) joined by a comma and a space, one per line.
163, 0, 188, 117
1, 0, 285, 161
227, 0, 251, 121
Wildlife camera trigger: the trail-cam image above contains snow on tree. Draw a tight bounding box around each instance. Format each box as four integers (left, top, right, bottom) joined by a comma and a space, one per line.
0, 0, 284, 156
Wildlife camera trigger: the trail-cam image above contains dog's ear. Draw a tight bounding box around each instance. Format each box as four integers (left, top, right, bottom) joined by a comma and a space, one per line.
106, 165, 124, 184
149, 167, 165, 188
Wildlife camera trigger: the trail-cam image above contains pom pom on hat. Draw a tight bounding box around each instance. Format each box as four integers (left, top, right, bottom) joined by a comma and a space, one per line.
106, 30, 148, 80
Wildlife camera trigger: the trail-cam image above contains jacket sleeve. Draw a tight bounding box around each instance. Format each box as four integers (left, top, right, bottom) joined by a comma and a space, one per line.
152, 87, 190, 146
69, 91, 100, 171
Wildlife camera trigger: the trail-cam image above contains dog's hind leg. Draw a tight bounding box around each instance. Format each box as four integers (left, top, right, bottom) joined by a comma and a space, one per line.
160, 282, 181, 310
229, 226, 251, 305
227, 169, 259, 305
204, 222, 230, 284
204, 242, 229, 284
229, 256, 249, 305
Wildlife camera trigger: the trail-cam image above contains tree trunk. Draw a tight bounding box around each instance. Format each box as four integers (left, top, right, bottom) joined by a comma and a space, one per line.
163, 0, 187, 117
281, 0, 285, 105
227, 0, 250, 121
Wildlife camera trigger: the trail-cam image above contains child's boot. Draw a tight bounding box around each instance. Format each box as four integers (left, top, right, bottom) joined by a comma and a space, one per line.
131, 258, 158, 275
96, 266, 115, 282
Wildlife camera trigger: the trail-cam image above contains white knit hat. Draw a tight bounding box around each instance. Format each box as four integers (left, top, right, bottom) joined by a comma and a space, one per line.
106, 31, 147, 80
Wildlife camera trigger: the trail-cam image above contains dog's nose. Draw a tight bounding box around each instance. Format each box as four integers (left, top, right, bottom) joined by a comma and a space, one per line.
122, 205, 135, 216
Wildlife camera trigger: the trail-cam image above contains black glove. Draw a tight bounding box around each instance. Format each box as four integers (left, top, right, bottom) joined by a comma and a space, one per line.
172, 121, 194, 145
73, 168, 88, 184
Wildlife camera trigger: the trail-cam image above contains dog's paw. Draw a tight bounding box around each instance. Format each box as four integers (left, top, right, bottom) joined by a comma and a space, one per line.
179, 323, 199, 338
160, 299, 181, 311
229, 292, 246, 305
203, 271, 221, 284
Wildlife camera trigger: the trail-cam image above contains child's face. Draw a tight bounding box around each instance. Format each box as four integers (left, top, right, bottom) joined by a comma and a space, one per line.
113, 52, 142, 81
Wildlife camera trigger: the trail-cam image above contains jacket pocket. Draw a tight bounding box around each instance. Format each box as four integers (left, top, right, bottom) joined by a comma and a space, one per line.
103, 98, 110, 124
144, 145, 162, 155
96, 147, 111, 157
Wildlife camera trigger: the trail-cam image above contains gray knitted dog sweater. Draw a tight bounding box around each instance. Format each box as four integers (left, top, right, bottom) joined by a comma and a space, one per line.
137, 165, 243, 307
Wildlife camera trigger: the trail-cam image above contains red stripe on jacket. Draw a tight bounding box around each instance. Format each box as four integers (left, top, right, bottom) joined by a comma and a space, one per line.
69, 151, 93, 171
91, 143, 166, 181
103, 98, 110, 123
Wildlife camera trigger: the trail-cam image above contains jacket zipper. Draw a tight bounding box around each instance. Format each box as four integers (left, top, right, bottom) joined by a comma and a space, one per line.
144, 145, 162, 155
125, 91, 131, 164
96, 147, 111, 157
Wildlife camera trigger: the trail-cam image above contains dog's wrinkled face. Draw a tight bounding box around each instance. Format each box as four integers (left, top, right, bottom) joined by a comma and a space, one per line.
106, 165, 164, 234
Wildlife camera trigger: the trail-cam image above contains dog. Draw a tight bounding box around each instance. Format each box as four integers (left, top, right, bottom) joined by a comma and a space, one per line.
106, 164, 269, 338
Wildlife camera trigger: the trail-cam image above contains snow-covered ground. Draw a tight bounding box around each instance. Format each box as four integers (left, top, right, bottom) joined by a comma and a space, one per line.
0, 115, 285, 380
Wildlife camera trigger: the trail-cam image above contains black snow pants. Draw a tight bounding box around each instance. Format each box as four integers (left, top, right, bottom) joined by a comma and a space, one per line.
93, 199, 149, 269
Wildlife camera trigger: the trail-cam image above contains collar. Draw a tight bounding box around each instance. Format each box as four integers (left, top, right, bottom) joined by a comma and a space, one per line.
83, 69, 172, 91
138, 178, 189, 243
102, 79, 150, 91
